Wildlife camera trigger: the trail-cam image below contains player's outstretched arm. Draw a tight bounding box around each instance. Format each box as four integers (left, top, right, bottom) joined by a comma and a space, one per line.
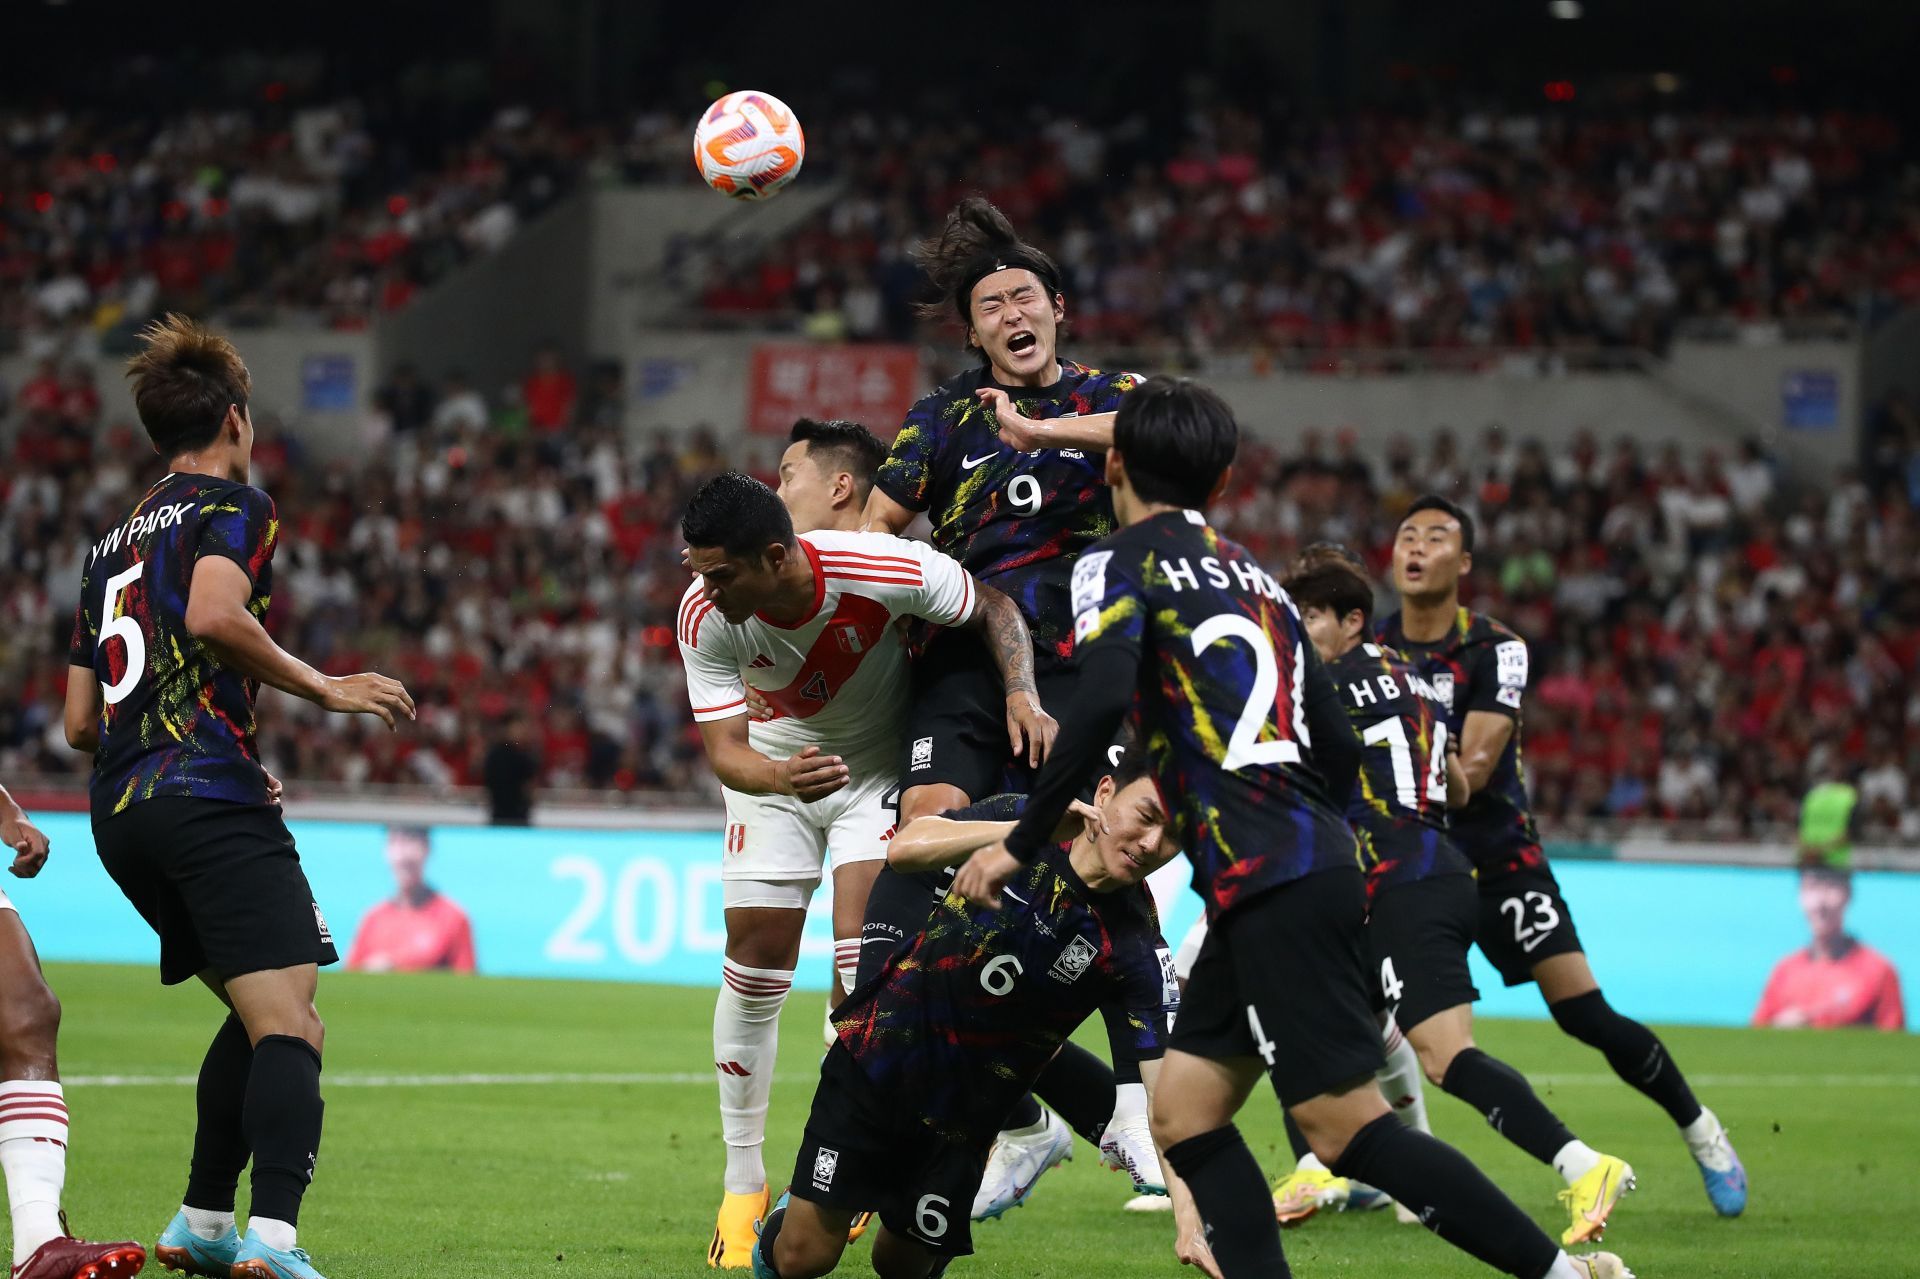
1139, 1058, 1224, 1279
974, 388, 1117, 453
0, 782, 50, 879
858, 487, 916, 535
694, 716, 849, 802
891, 801, 1100, 873
960, 584, 1057, 767
185, 557, 416, 729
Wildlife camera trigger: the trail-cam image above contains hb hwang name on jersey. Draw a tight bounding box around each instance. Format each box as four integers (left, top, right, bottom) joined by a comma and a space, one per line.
89, 502, 195, 566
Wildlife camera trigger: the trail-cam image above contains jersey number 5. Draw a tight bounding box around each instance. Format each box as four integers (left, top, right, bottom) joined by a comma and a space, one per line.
100, 561, 148, 706
1190, 614, 1310, 771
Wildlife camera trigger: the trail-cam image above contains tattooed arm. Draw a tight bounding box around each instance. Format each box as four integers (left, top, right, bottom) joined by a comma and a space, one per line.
959, 583, 1058, 768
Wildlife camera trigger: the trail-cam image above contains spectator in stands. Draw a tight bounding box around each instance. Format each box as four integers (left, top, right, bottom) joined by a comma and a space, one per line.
522, 345, 577, 436
378, 364, 437, 436
483, 714, 542, 826
345, 826, 477, 974
1753, 867, 1904, 1031
1797, 769, 1860, 870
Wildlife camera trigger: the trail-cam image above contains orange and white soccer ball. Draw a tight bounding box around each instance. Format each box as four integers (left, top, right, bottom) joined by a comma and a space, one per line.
693, 91, 805, 200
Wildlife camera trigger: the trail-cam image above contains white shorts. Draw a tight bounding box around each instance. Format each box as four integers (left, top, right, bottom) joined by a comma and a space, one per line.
718, 765, 898, 908
1173, 916, 1209, 981
0, 888, 13, 914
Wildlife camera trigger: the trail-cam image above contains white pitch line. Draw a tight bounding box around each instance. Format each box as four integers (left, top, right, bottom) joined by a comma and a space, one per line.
64, 1071, 716, 1088
58, 1070, 1920, 1089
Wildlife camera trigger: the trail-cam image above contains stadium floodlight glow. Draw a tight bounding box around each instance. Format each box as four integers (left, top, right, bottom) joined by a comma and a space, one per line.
1548, 0, 1584, 17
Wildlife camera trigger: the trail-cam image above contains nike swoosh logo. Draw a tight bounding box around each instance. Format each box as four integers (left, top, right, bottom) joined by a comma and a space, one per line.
1002, 888, 1028, 904
1521, 933, 1550, 953
1583, 1168, 1616, 1222
961, 452, 998, 469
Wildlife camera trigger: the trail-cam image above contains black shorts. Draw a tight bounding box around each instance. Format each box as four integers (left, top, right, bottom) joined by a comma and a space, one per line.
789, 1043, 984, 1257
900, 630, 1078, 799
856, 864, 948, 989
93, 797, 339, 986
1474, 864, 1584, 987
1170, 867, 1383, 1107
1368, 874, 1481, 1033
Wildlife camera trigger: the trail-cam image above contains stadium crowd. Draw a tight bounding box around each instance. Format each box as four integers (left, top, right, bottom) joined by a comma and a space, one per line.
6, 55, 1913, 361
693, 102, 1913, 357
2, 351, 1916, 841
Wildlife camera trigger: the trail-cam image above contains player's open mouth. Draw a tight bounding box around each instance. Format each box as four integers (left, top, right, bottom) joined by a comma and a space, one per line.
1006, 332, 1038, 356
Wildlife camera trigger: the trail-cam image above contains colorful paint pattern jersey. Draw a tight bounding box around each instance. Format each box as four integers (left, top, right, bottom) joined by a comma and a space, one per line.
874, 360, 1144, 665
1325, 642, 1473, 894
1375, 607, 1544, 880
1069, 510, 1358, 918
835, 825, 1173, 1150
68, 472, 278, 818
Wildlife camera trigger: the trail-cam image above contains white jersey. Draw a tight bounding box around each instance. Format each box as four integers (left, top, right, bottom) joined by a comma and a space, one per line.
678, 530, 977, 768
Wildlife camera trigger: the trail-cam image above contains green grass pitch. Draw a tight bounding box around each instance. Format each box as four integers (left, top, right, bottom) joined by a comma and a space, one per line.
23, 963, 1920, 1277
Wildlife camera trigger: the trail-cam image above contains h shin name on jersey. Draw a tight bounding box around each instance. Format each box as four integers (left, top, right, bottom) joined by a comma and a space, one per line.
89, 502, 194, 566
1160, 555, 1285, 601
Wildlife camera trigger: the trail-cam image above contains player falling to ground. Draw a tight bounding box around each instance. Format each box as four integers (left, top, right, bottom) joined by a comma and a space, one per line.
858, 195, 1158, 1214
1284, 554, 1636, 1245
953, 378, 1631, 1279
678, 469, 1050, 1267
751, 756, 1198, 1279
63, 315, 416, 1279
1378, 496, 1747, 1220
0, 782, 147, 1279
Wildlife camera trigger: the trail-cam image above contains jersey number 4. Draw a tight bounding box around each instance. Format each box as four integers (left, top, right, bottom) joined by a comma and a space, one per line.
1190, 614, 1310, 771
100, 561, 148, 706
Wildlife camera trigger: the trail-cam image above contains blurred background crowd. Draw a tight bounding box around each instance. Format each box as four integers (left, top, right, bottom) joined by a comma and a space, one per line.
5, 348, 1917, 839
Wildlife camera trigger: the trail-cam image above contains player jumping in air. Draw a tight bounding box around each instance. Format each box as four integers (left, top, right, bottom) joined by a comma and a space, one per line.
65, 315, 416, 1279
859, 195, 1158, 1216
678, 469, 1049, 1267
1284, 554, 1637, 1243
751, 754, 1197, 1279
954, 378, 1631, 1279
1378, 496, 1747, 1223
0, 782, 146, 1279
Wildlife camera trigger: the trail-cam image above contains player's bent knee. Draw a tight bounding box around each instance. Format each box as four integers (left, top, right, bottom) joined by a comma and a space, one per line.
0, 980, 60, 1061
773, 1225, 846, 1279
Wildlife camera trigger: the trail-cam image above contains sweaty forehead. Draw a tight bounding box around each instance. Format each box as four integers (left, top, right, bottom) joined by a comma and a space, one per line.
778, 441, 812, 472
687, 546, 738, 575
1115, 776, 1163, 815
971, 268, 1045, 306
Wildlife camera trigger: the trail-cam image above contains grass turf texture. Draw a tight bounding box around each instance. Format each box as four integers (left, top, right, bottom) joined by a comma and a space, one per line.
22, 963, 1920, 1278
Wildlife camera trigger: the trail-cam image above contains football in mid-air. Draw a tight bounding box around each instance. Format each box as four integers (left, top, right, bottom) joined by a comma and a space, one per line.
693, 90, 805, 200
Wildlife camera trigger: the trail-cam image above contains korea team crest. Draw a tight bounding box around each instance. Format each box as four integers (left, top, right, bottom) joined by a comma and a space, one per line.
1048, 935, 1099, 984
1432, 672, 1455, 711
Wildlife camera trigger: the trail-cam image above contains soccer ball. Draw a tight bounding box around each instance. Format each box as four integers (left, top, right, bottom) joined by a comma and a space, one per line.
693, 91, 805, 200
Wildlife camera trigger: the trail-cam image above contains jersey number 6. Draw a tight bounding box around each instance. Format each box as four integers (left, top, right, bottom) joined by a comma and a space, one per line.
980, 954, 1023, 996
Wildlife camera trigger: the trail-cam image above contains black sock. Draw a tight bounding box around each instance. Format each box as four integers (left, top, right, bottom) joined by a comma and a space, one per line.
1163, 1126, 1291, 1278
1550, 989, 1702, 1127
1113, 1051, 1142, 1087
1441, 1047, 1577, 1168
1032, 1041, 1116, 1146
756, 1202, 786, 1277
1004, 1093, 1044, 1129
243, 1035, 324, 1226
1333, 1113, 1559, 1279
184, 1014, 253, 1213
1282, 1110, 1312, 1164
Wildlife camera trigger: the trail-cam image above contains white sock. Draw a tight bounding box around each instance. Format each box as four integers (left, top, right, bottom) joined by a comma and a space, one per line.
715, 959, 793, 1195
1377, 1018, 1431, 1134
1552, 1139, 1602, 1184
181, 1204, 235, 1241
0, 1079, 68, 1266
1543, 1244, 1589, 1275
1682, 1106, 1720, 1146
1111, 1081, 1149, 1130
249, 1215, 297, 1251
1296, 1151, 1329, 1174
832, 938, 860, 1001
